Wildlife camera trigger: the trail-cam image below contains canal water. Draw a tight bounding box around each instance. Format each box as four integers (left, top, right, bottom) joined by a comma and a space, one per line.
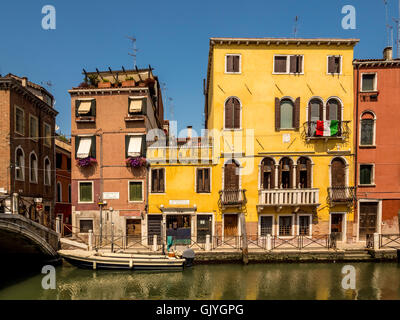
0, 262, 399, 300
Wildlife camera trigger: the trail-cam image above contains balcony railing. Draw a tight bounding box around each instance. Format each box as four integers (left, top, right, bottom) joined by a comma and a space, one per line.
327, 186, 355, 204
303, 121, 350, 140
76, 115, 95, 123
218, 189, 247, 209
258, 188, 319, 207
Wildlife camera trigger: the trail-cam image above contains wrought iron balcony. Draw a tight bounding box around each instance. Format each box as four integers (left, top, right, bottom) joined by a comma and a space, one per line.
257, 188, 319, 211
303, 121, 350, 140
218, 189, 247, 209
327, 186, 355, 205
75, 115, 95, 123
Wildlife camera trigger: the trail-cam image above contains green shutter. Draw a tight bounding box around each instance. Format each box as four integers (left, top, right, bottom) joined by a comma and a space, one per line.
75, 100, 81, 117
125, 135, 130, 158
129, 182, 142, 201
91, 99, 96, 116
141, 135, 147, 157
80, 182, 92, 202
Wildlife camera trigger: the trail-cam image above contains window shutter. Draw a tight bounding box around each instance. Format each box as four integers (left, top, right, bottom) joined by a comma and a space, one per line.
274, 56, 287, 73
306, 158, 312, 188
290, 56, 297, 73
278, 162, 282, 188
125, 135, 130, 158
91, 99, 96, 116
293, 97, 300, 129
225, 98, 234, 129
75, 136, 81, 158
226, 56, 233, 72
141, 135, 147, 157
328, 56, 335, 73
296, 55, 303, 73
90, 136, 96, 159
233, 56, 240, 72
275, 98, 280, 131
151, 169, 158, 192
233, 99, 240, 129
289, 160, 294, 188
270, 161, 275, 189
159, 169, 164, 192
196, 169, 202, 193
75, 100, 81, 117
296, 164, 300, 188
205, 168, 210, 192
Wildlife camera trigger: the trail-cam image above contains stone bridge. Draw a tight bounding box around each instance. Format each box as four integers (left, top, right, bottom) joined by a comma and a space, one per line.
0, 213, 60, 260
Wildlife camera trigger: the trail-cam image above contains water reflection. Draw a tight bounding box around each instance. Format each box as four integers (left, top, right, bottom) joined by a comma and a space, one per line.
0, 262, 399, 300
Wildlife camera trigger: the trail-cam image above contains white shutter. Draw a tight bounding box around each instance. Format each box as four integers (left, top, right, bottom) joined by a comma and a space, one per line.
128, 136, 142, 157
78, 101, 92, 115
77, 137, 92, 159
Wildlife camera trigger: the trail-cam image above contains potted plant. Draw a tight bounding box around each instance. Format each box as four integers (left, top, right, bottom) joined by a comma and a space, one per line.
76, 157, 97, 168
98, 78, 111, 88
125, 156, 147, 168
122, 76, 136, 87
113, 79, 122, 88
87, 74, 99, 87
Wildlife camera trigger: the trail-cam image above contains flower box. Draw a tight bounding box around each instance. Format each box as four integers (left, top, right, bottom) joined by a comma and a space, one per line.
76, 157, 97, 168
125, 156, 147, 168
122, 80, 136, 87
98, 82, 112, 88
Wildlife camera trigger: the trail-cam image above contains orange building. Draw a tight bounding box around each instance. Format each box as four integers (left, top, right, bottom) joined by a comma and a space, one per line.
69, 67, 164, 241
354, 46, 400, 241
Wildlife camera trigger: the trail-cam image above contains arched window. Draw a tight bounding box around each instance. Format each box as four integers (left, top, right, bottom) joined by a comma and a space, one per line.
360, 111, 375, 146
44, 158, 51, 186
224, 97, 241, 129
260, 158, 275, 189
297, 157, 312, 188
326, 98, 341, 121
280, 99, 294, 129
15, 147, 25, 181
308, 98, 323, 136
57, 182, 62, 202
279, 157, 293, 189
29, 152, 38, 183
224, 160, 240, 190
331, 157, 346, 187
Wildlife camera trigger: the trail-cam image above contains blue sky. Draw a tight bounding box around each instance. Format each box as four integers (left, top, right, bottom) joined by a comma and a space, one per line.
0, 0, 398, 137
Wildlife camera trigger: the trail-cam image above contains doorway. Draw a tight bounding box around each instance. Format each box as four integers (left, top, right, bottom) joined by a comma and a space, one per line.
197, 215, 212, 243
126, 219, 141, 246
331, 213, 344, 241
224, 214, 238, 237
359, 202, 378, 240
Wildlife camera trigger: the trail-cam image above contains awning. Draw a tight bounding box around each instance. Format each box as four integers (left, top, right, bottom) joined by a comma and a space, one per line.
129, 97, 144, 113
127, 136, 142, 157
77, 101, 92, 115
77, 137, 92, 158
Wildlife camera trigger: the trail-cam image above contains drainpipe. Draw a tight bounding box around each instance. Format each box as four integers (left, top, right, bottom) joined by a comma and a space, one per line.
354, 63, 360, 239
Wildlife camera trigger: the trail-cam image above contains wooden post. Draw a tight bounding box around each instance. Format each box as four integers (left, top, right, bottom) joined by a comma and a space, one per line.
152, 235, 158, 252
205, 234, 211, 251
240, 213, 249, 264
88, 229, 93, 251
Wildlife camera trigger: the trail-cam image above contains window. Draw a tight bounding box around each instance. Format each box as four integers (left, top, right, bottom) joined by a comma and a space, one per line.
44, 123, 51, 147
79, 181, 93, 202
29, 115, 39, 141
361, 73, 377, 92
279, 157, 293, 189
68, 184, 71, 203
279, 216, 292, 236
128, 96, 146, 114
129, 181, 143, 202
67, 158, 71, 171
360, 113, 375, 146
326, 98, 341, 121
56, 153, 62, 169
260, 216, 273, 236
15, 147, 24, 181
151, 168, 165, 193
308, 98, 323, 136
14, 106, 24, 135
297, 157, 311, 189
225, 55, 241, 73
125, 135, 145, 157
328, 56, 342, 74
79, 219, 93, 233
280, 99, 294, 129
299, 216, 311, 236
76, 99, 96, 117
76, 136, 96, 159
57, 182, 62, 202
29, 153, 38, 183
197, 168, 210, 193
44, 158, 51, 186
360, 164, 373, 185
274, 55, 303, 74
260, 158, 275, 189
224, 97, 241, 129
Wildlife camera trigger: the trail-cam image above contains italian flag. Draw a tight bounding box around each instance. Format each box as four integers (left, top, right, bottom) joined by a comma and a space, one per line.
316, 120, 339, 137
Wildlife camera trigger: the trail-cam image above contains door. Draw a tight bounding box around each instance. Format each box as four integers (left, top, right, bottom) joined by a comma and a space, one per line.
147, 215, 162, 245
166, 215, 191, 245
126, 219, 141, 237
331, 158, 345, 187
224, 161, 240, 203
299, 216, 310, 236
331, 213, 343, 241
197, 215, 212, 243
260, 216, 273, 236
359, 202, 378, 240
224, 214, 238, 237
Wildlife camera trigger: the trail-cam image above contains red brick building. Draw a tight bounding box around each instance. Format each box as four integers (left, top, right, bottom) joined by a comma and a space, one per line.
55, 137, 72, 234
69, 68, 164, 241
354, 47, 400, 240
0, 74, 57, 227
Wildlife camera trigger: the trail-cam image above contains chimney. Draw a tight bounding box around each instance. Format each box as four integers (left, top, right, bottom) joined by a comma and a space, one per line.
21, 77, 28, 87
187, 126, 192, 140
383, 47, 393, 61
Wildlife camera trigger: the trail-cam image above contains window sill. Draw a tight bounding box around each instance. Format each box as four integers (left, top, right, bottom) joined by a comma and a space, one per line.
128, 200, 144, 203
359, 145, 376, 149
223, 128, 242, 131
272, 72, 304, 75
150, 192, 166, 195
224, 72, 241, 75
327, 73, 342, 76
358, 184, 376, 187
76, 116, 96, 123
196, 192, 211, 194
30, 181, 38, 184
78, 201, 94, 204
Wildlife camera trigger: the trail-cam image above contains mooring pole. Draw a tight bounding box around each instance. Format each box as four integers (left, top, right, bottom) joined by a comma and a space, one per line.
240, 213, 249, 265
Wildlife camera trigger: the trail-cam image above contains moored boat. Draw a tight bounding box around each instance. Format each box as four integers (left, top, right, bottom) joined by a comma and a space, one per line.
58, 250, 186, 270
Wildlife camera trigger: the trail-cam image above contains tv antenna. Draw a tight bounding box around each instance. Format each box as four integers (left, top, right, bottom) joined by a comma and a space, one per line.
126, 36, 138, 68
293, 16, 299, 38
161, 82, 174, 120
41, 80, 53, 88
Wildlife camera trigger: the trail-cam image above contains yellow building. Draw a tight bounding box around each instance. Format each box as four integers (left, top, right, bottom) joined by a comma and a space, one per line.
148, 37, 359, 247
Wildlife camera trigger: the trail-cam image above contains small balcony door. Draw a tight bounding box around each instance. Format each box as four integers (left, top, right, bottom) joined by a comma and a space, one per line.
330, 213, 344, 241
331, 158, 345, 187
224, 161, 239, 190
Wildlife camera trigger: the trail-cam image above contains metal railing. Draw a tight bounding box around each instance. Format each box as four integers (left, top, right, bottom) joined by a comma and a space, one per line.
328, 186, 355, 204
379, 234, 400, 249
212, 236, 242, 250
303, 120, 351, 139
259, 188, 319, 206
218, 189, 247, 208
